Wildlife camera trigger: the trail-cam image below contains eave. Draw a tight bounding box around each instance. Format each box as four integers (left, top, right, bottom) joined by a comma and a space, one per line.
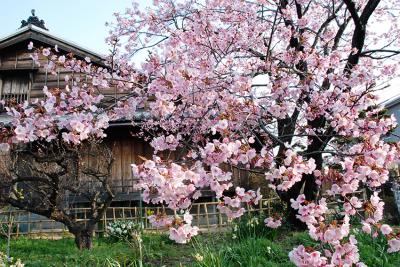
383, 94, 400, 109
0, 25, 105, 66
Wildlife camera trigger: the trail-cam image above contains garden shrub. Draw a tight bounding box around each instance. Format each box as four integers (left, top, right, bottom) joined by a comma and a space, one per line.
106, 220, 142, 242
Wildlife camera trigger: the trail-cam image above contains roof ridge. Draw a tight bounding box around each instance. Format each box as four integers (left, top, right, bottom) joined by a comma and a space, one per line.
0, 24, 106, 61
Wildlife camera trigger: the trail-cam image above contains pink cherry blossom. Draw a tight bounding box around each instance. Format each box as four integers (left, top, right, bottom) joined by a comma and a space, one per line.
1, 0, 400, 262
289, 245, 328, 267
388, 238, 400, 253
169, 224, 199, 244
380, 224, 393, 235
264, 217, 282, 229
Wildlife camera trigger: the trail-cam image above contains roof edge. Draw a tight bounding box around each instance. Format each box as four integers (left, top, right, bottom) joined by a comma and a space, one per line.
382, 94, 400, 109
0, 25, 106, 63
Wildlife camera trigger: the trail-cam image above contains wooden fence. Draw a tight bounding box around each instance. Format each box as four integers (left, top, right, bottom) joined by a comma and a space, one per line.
0, 197, 281, 238
0, 190, 366, 239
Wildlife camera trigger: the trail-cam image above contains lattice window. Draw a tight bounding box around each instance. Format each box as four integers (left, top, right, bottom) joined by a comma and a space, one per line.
0, 74, 30, 104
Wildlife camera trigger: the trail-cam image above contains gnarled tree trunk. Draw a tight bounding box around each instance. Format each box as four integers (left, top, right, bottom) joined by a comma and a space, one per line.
0, 141, 115, 251
70, 226, 95, 250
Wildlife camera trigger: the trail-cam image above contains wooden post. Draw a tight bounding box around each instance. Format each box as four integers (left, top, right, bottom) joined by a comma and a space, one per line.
197, 204, 201, 227
134, 207, 137, 223
204, 203, 210, 229
103, 211, 107, 233
44, 59, 48, 86
84, 209, 87, 227
14, 51, 18, 69
218, 203, 223, 228
28, 72, 33, 101
0, 74, 3, 100
57, 69, 60, 88
27, 212, 31, 236
144, 207, 148, 228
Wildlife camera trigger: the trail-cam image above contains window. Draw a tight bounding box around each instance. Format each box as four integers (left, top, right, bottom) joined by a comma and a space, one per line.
0, 73, 30, 104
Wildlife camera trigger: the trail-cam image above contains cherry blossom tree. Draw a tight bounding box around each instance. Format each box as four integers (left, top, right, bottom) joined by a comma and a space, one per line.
1, 0, 400, 264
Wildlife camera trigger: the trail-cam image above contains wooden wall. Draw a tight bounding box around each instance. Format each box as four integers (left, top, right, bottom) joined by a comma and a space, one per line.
0, 44, 59, 102
0, 43, 123, 105
105, 128, 252, 196
0, 43, 252, 200
0, 48, 36, 70
107, 134, 154, 194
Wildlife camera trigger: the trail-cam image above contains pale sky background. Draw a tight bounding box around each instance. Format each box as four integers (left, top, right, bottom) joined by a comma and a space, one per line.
0, 0, 398, 103
0, 0, 138, 54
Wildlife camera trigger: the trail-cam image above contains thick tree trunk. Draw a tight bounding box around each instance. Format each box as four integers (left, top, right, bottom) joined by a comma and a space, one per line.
286, 200, 307, 230
285, 195, 308, 230
71, 227, 94, 250
304, 173, 319, 201
278, 178, 308, 230
283, 174, 318, 230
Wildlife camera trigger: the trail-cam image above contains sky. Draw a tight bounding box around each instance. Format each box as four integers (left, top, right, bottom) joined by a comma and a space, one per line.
0, 0, 138, 55
0, 0, 398, 103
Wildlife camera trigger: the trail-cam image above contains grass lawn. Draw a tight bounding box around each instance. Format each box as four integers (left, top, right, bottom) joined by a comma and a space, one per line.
1, 229, 400, 266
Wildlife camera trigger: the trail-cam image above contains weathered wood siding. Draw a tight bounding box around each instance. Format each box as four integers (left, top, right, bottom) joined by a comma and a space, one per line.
0, 44, 121, 104
0, 44, 57, 102
0, 44, 252, 201
106, 134, 154, 194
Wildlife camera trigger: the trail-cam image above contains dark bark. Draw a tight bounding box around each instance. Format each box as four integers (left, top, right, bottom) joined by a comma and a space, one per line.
0, 141, 115, 250
282, 181, 307, 230
275, 1, 382, 228
71, 227, 95, 250
286, 204, 306, 230
275, 0, 309, 229
343, 0, 381, 74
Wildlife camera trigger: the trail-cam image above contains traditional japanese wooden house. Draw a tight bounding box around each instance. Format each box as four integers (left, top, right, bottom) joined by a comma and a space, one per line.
0, 11, 251, 207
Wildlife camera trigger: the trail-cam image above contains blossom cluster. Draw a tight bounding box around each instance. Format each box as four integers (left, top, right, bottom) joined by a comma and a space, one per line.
266, 150, 317, 191
218, 187, 262, 219
168, 212, 199, 244
290, 194, 365, 265
1, 0, 400, 265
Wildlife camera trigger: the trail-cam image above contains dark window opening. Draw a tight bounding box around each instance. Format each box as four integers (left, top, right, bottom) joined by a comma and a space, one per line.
0, 74, 30, 104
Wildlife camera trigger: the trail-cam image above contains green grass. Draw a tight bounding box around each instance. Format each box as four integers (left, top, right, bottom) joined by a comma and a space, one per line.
192, 236, 294, 267
0, 237, 134, 266
1, 229, 400, 266
355, 230, 400, 267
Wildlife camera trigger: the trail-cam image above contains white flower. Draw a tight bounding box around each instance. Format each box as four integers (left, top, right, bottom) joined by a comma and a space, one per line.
194, 253, 204, 262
